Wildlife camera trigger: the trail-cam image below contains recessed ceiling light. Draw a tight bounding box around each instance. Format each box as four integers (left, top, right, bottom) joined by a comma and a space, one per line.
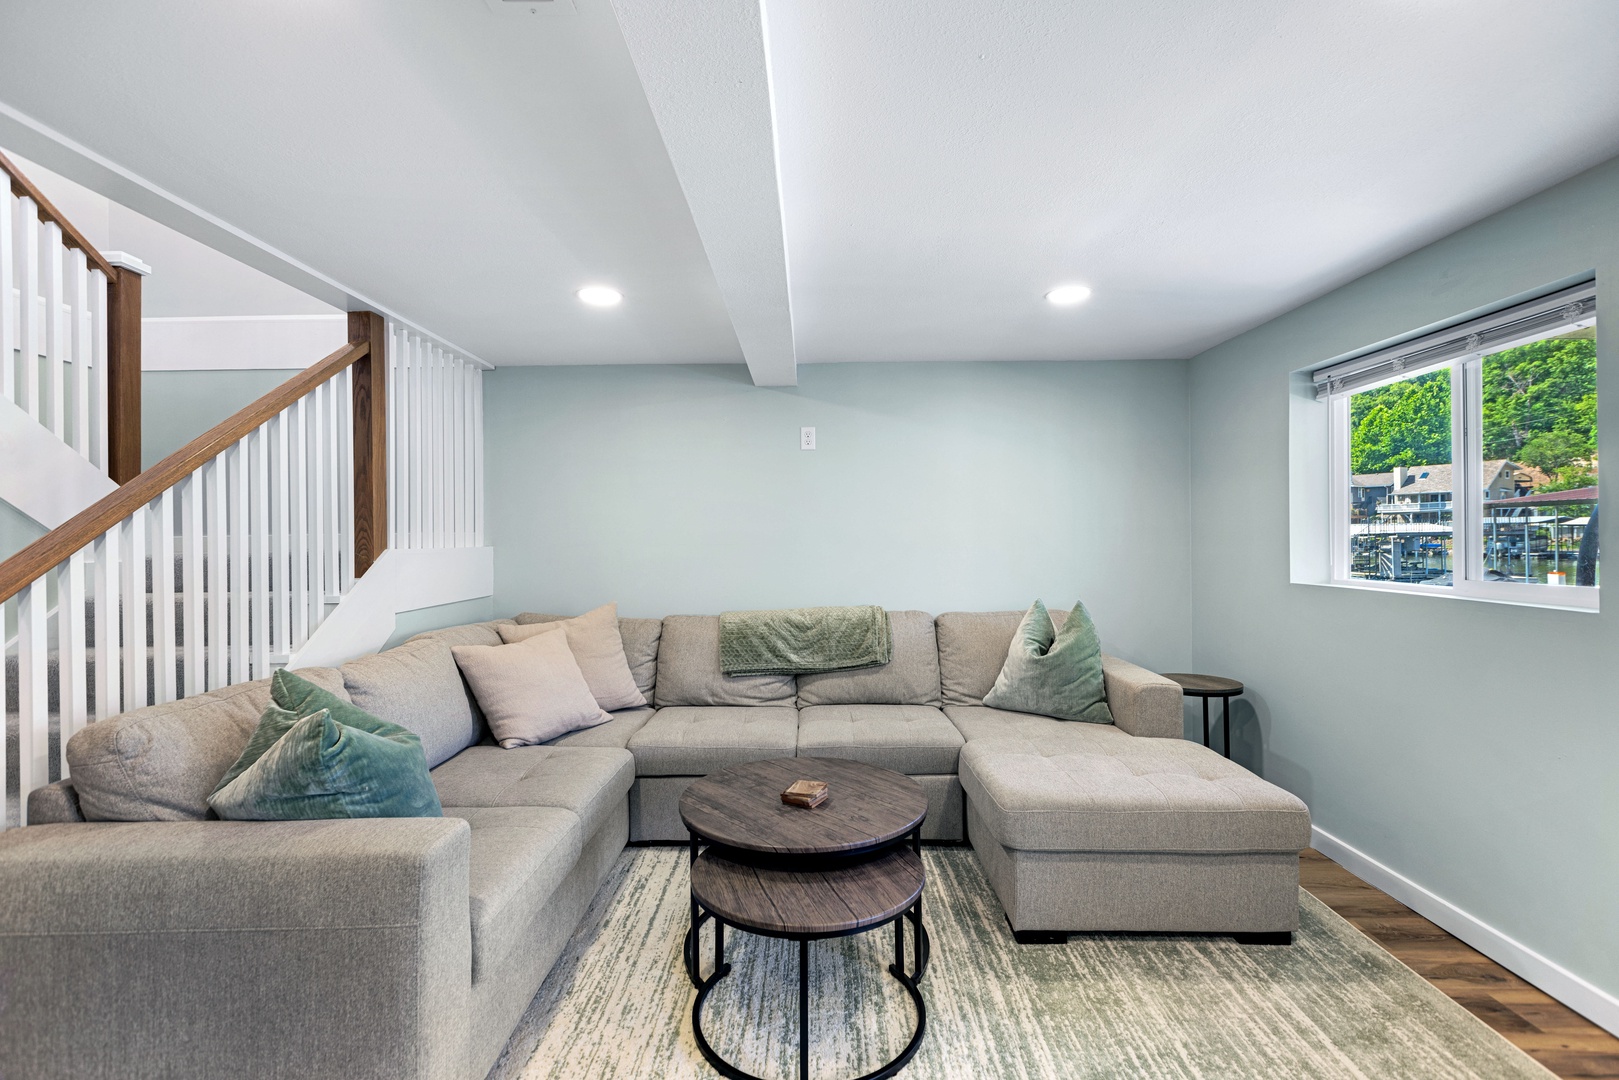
576, 285, 623, 307
1045, 284, 1093, 306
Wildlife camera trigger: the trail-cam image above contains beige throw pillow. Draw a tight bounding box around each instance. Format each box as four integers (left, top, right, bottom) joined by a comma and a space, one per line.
498, 603, 646, 711
451, 632, 611, 748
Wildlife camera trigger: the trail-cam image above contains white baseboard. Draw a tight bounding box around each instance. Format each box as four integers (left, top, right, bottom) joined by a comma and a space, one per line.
1311, 824, 1619, 1037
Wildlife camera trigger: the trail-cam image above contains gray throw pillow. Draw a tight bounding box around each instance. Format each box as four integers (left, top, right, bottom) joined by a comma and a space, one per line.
982, 600, 1114, 724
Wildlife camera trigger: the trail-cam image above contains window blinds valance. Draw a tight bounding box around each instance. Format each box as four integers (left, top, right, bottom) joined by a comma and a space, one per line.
1311, 279, 1596, 399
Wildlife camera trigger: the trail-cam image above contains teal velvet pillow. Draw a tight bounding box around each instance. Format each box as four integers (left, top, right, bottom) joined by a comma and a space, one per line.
982, 600, 1114, 724
211, 670, 414, 793
208, 709, 444, 821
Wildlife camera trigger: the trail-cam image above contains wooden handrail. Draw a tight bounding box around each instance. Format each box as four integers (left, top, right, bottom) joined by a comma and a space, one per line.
0, 147, 117, 279
0, 339, 369, 605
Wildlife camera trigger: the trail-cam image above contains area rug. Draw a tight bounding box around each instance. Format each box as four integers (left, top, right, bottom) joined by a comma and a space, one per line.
488, 847, 1550, 1080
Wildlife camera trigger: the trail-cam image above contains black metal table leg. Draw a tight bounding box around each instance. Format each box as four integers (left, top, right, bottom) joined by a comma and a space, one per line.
799, 938, 810, 1080
1201, 696, 1210, 748
1222, 696, 1231, 758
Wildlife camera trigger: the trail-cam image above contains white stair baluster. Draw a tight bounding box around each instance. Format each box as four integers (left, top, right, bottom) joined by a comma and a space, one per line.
18, 196, 39, 420
229, 440, 249, 684
91, 270, 107, 471
249, 424, 269, 679
153, 488, 177, 703
16, 581, 48, 825
273, 410, 291, 662
121, 507, 148, 711
58, 551, 88, 775
205, 456, 226, 691
181, 469, 204, 698
309, 382, 327, 620
473, 366, 485, 545
70, 249, 92, 459
289, 396, 310, 650
44, 222, 65, 438
327, 372, 342, 596
92, 527, 120, 719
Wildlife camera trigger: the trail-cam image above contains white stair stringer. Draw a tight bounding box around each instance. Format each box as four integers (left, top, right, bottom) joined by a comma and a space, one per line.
287, 546, 493, 669
0, 395, 116, 529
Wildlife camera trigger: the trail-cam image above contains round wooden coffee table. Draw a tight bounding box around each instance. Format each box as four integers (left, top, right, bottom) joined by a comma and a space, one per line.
679, 758, 930, 1080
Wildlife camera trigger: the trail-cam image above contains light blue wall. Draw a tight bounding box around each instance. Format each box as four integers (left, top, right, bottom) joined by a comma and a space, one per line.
141, 368, 302, 469
384, 596, 497, 650
1187, 156, 1619, 1004
483, 361, 1192, 672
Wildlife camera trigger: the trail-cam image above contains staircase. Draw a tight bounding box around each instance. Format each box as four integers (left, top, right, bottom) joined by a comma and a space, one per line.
2, 155, 492, 829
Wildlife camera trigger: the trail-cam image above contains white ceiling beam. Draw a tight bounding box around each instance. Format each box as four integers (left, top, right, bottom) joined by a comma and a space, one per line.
610, 0, 797, 387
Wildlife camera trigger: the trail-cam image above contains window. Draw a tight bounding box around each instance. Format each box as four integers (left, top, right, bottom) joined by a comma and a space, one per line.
1314, 281, 1598, 609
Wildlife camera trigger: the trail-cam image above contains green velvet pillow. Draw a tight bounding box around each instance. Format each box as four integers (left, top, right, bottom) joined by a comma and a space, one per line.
211, 670, 413, 793
208, 709, 443, 821
982, 600, 1114, 724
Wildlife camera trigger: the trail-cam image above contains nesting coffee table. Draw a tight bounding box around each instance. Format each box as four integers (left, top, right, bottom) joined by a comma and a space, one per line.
680, 757, 930, 1080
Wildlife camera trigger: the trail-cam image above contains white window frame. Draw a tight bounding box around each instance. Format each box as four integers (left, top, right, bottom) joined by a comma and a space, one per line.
1325, 313, 1598, 612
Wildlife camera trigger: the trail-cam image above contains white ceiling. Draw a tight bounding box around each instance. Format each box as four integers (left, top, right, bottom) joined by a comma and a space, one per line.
766, 0, 1619, 363
3, 1, 1618, 378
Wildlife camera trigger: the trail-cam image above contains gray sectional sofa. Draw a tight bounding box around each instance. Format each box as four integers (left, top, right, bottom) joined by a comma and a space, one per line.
0, 608, 1311, 1080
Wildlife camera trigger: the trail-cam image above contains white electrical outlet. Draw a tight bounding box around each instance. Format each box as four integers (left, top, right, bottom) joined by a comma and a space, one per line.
800, 426, 816, 451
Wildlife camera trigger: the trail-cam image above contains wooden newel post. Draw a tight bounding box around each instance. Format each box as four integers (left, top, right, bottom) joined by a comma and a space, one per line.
105, 256, 150, 484
349, 311, 388, 577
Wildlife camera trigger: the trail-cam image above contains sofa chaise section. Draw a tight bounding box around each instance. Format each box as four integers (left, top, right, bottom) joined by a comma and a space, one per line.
937, 611, 1310, 940
957, 713, 1311, 938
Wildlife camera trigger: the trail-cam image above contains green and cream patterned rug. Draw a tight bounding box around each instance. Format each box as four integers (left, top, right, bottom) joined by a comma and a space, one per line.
489, 848, 1549, 1079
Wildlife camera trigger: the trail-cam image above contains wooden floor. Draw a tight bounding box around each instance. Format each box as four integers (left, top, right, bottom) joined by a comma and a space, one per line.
1301, 849, 1619, 1079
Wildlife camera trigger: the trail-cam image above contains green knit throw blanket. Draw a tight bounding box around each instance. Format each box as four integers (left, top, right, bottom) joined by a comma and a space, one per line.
718, 605, 892, 676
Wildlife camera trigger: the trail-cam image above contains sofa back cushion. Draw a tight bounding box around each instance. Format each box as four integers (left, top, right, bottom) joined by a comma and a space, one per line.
342, 637, 484, 767
938, 609, 1073, 706
937, 611, 1023, 706
654, 615, 796, 707
516, 612, 662, 703
64, 667, 349, 821
796, 610, 941, 706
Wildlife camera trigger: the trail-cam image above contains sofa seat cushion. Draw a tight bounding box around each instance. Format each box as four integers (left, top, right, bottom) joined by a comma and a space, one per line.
958, 722, 1310, 855
63, 666, 348, 822
545, 707, 656, 749
626, 707, 798, 775
448, 806, 582, 983
945, 705, 1084, 743
796, 705, 963, 774
430, 746, 634, 841
796, 611, 942, 707
654, 616, 796, 707
342, 638, 483, 768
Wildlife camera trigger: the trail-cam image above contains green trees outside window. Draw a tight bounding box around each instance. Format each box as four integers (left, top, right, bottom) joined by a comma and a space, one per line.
1349, 332, 1597, 492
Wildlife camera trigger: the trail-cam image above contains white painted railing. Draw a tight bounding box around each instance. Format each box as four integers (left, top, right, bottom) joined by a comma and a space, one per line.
2, 365, 353, 827
387, 321, 485, 550
3, 187, 110, 469
3, 320, 487, 829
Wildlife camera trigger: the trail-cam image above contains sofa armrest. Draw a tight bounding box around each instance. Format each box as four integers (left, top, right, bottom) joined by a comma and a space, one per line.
1101, 655, 1184, 739
0, 818, 471, 1080
27, 778, 86, 823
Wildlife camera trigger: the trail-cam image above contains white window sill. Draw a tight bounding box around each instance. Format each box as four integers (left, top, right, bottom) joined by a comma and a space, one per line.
1304, 577, 1599, 613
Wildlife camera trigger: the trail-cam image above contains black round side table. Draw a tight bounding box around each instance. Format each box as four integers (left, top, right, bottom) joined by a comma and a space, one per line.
1162, 674, 1244, 759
